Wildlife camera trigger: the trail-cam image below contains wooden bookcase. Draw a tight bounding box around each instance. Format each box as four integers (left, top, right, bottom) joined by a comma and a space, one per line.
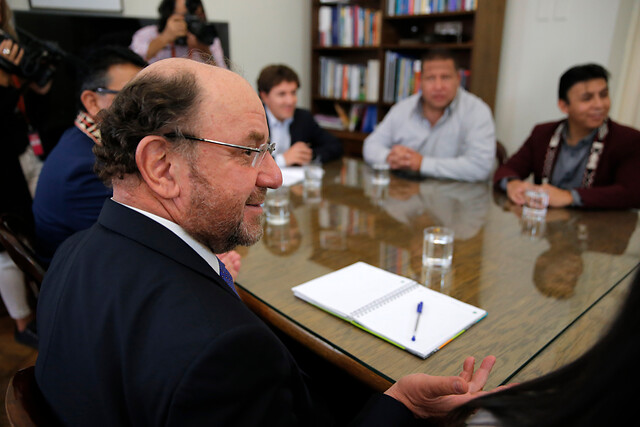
310, 0, 506, 157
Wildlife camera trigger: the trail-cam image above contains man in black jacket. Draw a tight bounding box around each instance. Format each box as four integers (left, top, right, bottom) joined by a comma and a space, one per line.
36, 58, 495, 426
258, 64, 342, 167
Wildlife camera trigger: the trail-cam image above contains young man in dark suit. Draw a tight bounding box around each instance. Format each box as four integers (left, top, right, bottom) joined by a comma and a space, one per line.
35, 58, 496, 426
258, 64, 342, 167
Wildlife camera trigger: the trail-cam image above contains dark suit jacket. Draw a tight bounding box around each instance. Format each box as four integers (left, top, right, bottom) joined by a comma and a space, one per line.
269, 108, 343, 164
35, 199, 412, 426
493, 119, 640, 209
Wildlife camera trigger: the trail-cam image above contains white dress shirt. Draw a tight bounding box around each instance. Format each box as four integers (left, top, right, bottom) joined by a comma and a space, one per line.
265, 107, 294, 168
114, 200, 221, 275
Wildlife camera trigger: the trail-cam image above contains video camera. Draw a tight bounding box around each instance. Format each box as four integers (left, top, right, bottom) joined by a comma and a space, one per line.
175, 14, 218, 46
0, 28, 66, 87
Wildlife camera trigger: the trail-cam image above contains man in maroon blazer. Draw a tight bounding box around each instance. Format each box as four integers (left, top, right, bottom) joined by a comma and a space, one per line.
494, 64, 640, 209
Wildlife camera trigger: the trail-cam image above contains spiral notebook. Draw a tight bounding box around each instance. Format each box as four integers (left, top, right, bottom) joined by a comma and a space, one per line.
292, 262, 487, 359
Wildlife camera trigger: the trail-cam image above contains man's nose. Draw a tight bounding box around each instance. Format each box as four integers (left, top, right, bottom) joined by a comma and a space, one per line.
256, 152, 283, 190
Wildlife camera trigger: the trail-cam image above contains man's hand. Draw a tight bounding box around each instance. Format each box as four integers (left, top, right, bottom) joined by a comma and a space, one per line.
539, 184, 573, 207
387, 145, 422, 172
217, 250, 241, 282
506, 179, 534, 205
283, 142, 313, 166
384, 356, 497, 419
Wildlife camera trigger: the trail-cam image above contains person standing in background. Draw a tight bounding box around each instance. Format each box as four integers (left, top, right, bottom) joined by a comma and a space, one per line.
0, 0, 51, 348
130, 0, 226, 67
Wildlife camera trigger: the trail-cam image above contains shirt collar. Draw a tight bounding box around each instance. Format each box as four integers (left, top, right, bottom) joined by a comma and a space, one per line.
415, 88, 461, 121
112, 199, 220, 275
265, 106, 294, 128
561, 125, 598, 149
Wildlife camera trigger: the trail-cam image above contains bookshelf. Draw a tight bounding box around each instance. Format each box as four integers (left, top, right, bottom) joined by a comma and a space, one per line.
311, 0, 506, 157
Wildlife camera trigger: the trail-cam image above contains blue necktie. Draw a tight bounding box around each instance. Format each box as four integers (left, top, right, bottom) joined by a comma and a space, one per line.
217, 257, 238, 296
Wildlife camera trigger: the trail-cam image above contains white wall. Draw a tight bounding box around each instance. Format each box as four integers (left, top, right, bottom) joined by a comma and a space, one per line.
494, 0, 636, 154
8, 0, 636, 150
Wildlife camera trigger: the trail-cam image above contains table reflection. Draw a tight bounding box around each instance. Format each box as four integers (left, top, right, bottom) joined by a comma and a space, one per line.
494, 194, 638, 299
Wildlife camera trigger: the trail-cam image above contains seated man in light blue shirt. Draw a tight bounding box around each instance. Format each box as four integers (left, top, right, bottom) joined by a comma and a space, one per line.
363, 49, 495, 182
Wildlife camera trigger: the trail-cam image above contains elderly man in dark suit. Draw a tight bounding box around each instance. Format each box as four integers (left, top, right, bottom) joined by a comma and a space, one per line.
258, 64, 343, 167
35, 58, 496, 426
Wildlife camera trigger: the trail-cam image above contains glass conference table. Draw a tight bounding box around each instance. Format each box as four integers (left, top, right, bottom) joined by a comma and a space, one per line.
235, 158, 640, 391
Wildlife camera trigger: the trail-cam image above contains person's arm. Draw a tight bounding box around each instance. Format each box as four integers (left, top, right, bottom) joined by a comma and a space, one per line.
362, 107, 398, 166
166, 324, 318, 426
132, 16, 188, 62
283, 142, 313, 166
420, 103, 496, 182
571, 141, 640, 209
493, 128, 539, 189
209, 37, 227, 69
306, 115, 343, 163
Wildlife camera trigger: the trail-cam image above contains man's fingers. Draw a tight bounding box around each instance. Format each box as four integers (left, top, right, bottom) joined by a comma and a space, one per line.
425, 375, 469, 397
459, 356, 475, 382
469, 355, 496, 393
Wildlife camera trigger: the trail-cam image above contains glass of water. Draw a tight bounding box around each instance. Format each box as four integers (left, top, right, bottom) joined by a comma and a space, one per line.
371, 163, 390, 185
422, 226, 454, 268
304, 163, 324, 203
522, 189, 549, 219
265, 186, 290, 225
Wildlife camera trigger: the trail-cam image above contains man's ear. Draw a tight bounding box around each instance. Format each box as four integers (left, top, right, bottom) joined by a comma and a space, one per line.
259, 90, 268, 103
135, 136, 182, 199
558, 99, 569, 115
80, 90, 101, 118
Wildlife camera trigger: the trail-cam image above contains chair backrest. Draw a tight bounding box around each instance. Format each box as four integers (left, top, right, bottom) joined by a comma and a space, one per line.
0, 215, 46, 289
496, 140, 508, 166
5, 366, 58, 427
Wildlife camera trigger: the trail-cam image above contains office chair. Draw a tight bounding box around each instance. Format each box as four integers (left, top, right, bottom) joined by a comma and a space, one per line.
0, 214, 46, 293
5, 366, 58, 427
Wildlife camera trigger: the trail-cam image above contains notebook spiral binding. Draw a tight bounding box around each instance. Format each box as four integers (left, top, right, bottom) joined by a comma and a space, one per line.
350, 281, 419, 319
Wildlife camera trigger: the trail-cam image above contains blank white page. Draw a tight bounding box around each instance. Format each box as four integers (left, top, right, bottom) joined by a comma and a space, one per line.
292, 262, 413, 318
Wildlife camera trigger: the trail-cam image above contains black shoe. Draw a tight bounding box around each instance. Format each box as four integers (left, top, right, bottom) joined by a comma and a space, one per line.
14, 321, 38, 349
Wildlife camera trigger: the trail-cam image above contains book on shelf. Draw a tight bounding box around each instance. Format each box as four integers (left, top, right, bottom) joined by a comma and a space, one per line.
361, 105, 378, 133
292, 262, 487, 359
387, 0, 477, 16
319, 57, 379, 102
318, 4, 381, 47
333, 102, 350, 129
314, 114, 345, 130
384, 52, 421, 103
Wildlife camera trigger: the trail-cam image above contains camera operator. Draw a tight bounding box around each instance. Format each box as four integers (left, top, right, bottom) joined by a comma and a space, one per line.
0, 0, 53, 349
130, 0, 226, 67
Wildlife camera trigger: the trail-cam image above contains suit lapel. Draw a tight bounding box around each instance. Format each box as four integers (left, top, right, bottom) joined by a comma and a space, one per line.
97, 199, 239, 299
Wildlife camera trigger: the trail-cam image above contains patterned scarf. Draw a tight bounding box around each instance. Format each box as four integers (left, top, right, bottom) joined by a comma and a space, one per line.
542, 120, 609, 188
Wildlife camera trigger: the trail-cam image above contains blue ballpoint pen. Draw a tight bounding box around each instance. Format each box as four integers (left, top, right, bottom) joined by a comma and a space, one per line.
411, 301, 424, 341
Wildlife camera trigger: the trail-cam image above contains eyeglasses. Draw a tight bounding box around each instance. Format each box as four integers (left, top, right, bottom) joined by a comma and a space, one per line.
94, 88, 120, 95
164, 133, 276, 168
